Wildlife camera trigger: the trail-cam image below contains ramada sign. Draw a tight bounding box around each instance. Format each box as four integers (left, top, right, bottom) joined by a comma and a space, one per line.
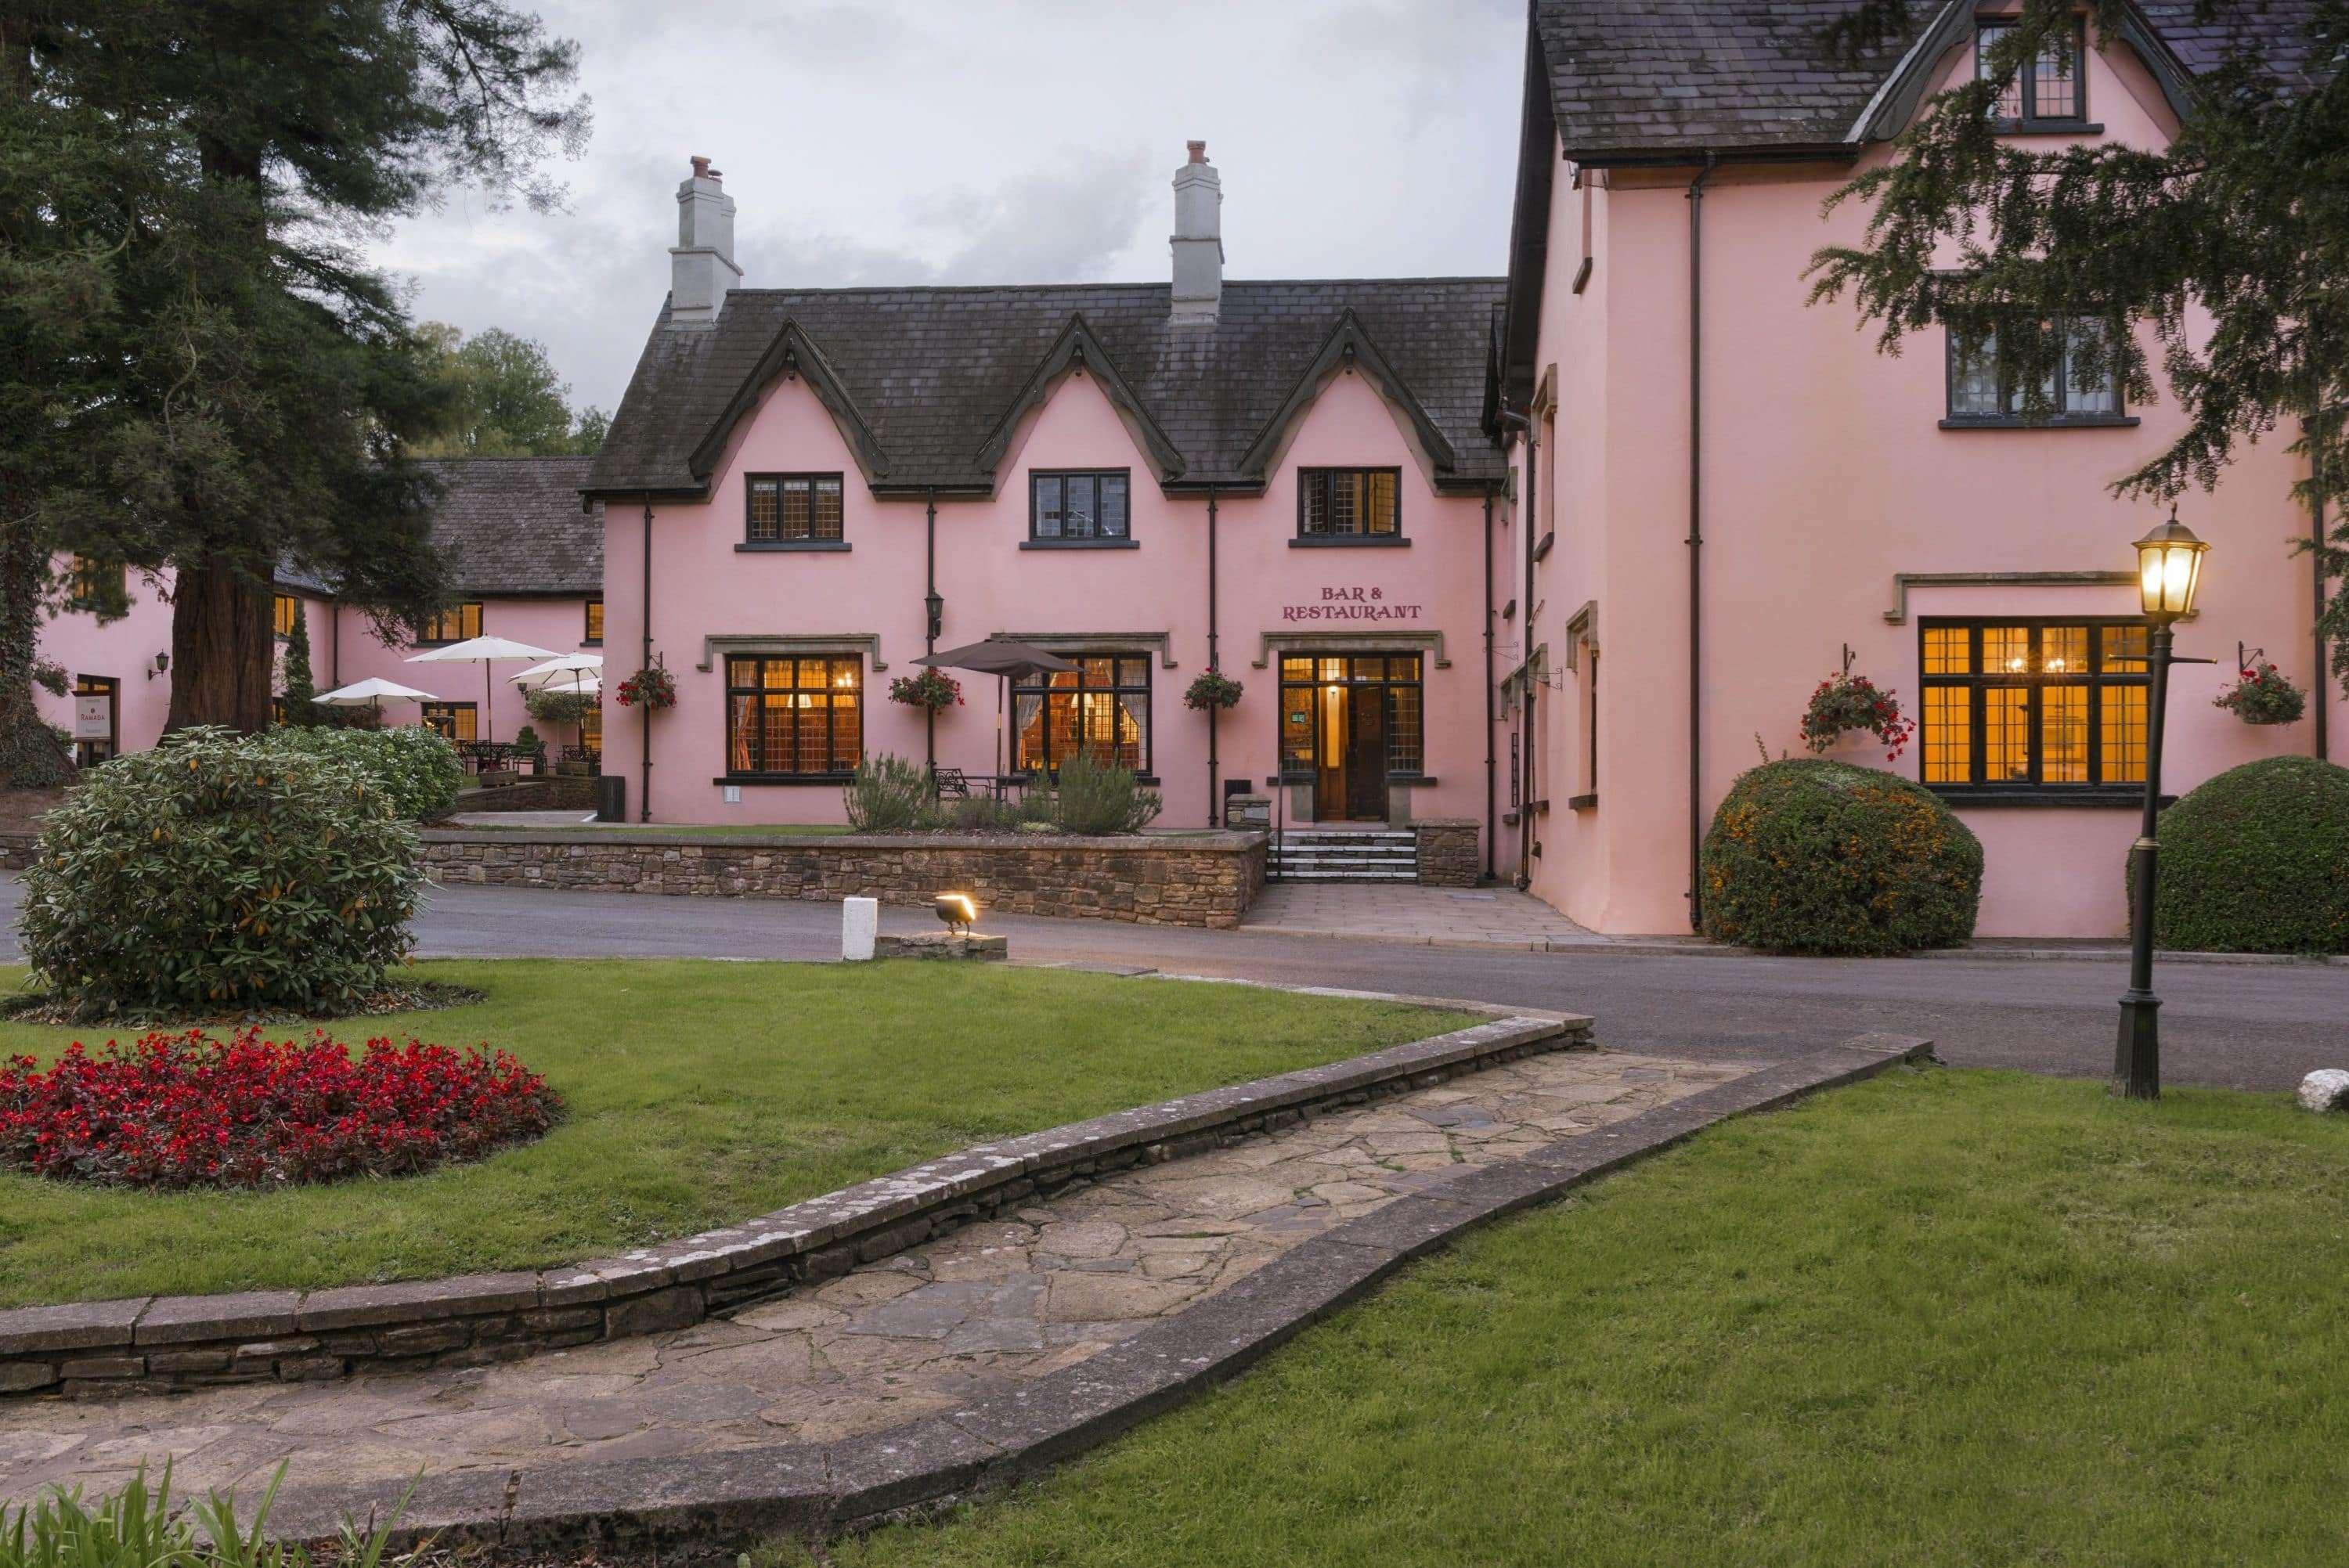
1282, 586, 1424, 623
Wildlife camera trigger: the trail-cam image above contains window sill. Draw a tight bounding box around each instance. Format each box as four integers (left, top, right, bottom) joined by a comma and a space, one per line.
1994, 120, 2104, 137
1019, 538, 1138, 550
1387, 773, 1438, 786
1290, 535, 1410, 548
1566, 792, 1598, 812
1533, 531, 1555, 562
1929, 784, 2172, 808
737, 541, 851, 553
1939, 415, 2139, 431
582, 640, 603, 647
715, 773, 858, 787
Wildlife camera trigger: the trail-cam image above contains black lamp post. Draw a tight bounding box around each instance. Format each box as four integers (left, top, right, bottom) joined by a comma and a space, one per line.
2114, 510, 2210, 1101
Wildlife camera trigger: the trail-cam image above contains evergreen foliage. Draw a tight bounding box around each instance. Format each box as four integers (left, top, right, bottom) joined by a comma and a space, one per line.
2136, 756, 2349, 954
1701, 759, 1983, 954
265, 726, 466, 822
276, 604, 319, 726
18, 727, 424, 1018
1809, 0, 2349, 701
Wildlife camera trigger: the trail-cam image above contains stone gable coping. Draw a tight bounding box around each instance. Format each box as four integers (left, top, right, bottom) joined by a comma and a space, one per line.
0, 1012, 1584, 1399
259, 1033, 1934, 1556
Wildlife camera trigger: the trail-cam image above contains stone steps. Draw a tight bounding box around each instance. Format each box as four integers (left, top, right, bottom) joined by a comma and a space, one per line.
1273, 830, 1418, 883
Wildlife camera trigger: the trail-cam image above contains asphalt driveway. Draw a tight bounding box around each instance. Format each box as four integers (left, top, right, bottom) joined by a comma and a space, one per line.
3, 872, 2340, 1091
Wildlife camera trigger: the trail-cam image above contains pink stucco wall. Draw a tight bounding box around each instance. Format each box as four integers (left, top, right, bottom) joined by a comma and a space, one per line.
605, 356, 1495, 837
1511, 23, 2338, 939
36, 566, 596, 756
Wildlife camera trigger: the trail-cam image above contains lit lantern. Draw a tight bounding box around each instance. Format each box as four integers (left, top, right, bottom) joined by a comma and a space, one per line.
934, 892, 978, 935
2133, 511, 2209, 622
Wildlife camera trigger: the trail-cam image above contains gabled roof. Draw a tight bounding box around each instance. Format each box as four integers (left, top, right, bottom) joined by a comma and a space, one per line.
585, 279, 1509, 499
1528, 0, 2321, 165
416, 457, 603, 597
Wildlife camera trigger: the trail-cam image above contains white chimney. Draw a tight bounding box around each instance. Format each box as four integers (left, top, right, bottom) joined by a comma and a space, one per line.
671, 154, 742, 329
1171, 140, 1222, 325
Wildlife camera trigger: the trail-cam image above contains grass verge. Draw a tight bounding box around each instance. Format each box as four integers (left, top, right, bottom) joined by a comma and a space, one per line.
0, 960, 1477, 1307
806, 1067, 2349, 1568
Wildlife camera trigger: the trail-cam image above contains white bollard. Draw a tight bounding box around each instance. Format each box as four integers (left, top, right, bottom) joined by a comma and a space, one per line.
841, 896, 879, 962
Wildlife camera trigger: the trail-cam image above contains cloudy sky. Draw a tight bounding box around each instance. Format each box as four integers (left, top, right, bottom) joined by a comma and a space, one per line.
370, 0, 1525, 417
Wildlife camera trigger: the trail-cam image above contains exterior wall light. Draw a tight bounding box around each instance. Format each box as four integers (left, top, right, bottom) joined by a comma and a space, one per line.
2116, 509, 2213, 1101
935, 892, 978, 935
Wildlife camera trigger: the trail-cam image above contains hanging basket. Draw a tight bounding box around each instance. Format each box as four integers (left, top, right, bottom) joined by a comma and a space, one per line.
2214, 659, 2304, 727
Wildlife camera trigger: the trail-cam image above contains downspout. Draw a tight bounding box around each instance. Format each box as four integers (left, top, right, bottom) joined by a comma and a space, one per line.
330, 600, 341, 687
924, 488, 938, 770
1498, 409, 1532, 889
2316, 416, 2332, 762
1206, 486, 1221, 825
638, 499, 653, 822
1482, 483, 1497, 881
1685, 153, 1717, 932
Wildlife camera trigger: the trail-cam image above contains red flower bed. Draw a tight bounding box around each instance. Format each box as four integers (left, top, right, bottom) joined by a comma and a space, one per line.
0, 1027, 560, 1191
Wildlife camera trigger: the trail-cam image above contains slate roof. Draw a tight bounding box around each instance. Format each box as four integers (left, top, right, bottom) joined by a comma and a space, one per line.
585, 279, 1510, 499
416, 457, 602, 596
1530, 0, 2325, 162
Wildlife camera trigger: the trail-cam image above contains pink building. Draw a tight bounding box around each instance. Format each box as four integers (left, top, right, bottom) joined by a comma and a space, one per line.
586, 147, 1507, 839
35, 458, 603, 762
1492, 0, 2342, 939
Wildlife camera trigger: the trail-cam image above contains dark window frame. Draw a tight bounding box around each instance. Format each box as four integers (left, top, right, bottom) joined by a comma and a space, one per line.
583, 597, 604, 646
1295, 467, 1405, 546
743, 472, 847, 549
417, 602, 483, 647
723, 654, 864, 779
1943, 313, 2134, 428
1918, 616, 2152, 802
1026, 469, 1134, 547
420, 701, 478, 744
1275, 653, 1427, 782
1011, 654, 1154, 777
1976, 17, 2093, 129
72, 673, 119, 767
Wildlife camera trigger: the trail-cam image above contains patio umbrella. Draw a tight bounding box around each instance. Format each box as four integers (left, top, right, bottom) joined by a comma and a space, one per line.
509, 653, 604, 692
313, 676, 441, 726
406, 634, 561, 743
914, 638, 1080, 779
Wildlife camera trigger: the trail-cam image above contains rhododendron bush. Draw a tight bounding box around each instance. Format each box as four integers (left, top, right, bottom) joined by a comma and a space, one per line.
0, 1027, 560, 1190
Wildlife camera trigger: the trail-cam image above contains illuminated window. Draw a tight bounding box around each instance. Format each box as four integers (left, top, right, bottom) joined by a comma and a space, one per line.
745, 474, 845, 544
1919, 619, 2149, 792
1013, 655, 1152, 775
1298, 468, 1402, 541
418, 602, 482, 645
1276, 654, 1425, 778
583, 597, 604, 644
725, 655, 861, 776
66, 556, 119, 607
272, 593, 299, 639
420, 702, 478, 743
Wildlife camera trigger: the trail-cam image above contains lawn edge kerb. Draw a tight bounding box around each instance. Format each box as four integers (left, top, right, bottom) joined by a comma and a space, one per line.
0, 1011, 1587, 1399
256, 1032, 1932, 1558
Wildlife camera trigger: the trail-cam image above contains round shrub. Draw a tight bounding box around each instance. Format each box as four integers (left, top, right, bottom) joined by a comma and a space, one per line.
1701, 759, 1983, 955
2141, 756, 2349, 953
265, 724, 465, 821
19, 727, 424, 1017
0, 1026, 558, 1189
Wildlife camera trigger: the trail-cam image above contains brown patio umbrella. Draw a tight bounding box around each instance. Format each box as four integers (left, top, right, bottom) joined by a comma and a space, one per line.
913, 639, 1079, 778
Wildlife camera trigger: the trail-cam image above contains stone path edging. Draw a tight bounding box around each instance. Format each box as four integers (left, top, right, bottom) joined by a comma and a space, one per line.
0, 1014, 1586, 1400
259, 1032, 1932, 1557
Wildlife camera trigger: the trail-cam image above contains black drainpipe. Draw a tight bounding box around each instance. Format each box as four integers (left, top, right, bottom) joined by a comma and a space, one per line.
639, 498, 653, 822
1685, 153, 1717, 931
924, 488, 939, 770
1206, 486, 1221, 825
2315, 416, 2332, 762
1496, 409, 1532, 887
1481, 483, 1497, 881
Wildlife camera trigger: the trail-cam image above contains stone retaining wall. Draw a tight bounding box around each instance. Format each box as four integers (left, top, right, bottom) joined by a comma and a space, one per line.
446, 777, 599, 814
1413, 818, 1481, 886
418, 829, 1268, 928
0, 1013, 1587, 1400
0, 831, 33, 871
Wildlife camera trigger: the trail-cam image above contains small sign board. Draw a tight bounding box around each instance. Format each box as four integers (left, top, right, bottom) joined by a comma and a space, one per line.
73, 693, 112, 741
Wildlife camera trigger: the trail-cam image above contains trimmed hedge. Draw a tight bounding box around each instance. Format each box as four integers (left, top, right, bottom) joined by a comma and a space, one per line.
2140, 756, 2349, 954
1701, 759, 1983, 955
18, 727, 423, 1016
264, 723, 465, 821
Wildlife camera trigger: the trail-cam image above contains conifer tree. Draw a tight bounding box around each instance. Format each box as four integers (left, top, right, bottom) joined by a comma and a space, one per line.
279, 606, 319, 730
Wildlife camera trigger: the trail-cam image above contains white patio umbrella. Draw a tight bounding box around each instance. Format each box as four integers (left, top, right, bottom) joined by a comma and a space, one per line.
406, 634, 561, 743
507, 653, 604, 692
313, 676, 441, 726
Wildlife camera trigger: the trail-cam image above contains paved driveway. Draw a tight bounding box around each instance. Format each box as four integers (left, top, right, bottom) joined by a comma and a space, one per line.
1, 874, 2342, 1091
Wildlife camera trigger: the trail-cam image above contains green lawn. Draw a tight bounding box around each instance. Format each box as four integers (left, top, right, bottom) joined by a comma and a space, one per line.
808, 1068, 2349, 1568
0, 961, 1477, 1307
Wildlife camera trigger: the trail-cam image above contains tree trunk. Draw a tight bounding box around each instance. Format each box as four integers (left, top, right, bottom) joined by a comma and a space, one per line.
164, 557, 274, 734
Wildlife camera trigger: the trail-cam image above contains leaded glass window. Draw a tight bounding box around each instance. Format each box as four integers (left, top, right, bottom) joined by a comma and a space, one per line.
1947, 315, 2122, 424
725, 655, 861, 775
1298, 469, 1402, 539
1030, 471, 1131, 542
1012, 654, 1150, 773
1976, 20, 2087, 124
1918, 619, 2149, 791
745, 474, 846, 543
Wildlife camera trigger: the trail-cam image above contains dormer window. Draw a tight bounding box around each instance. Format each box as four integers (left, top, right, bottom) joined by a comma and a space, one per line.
1029, 470, 1131, 546
743, 473, 846, 551
1943, 316, 2132, 428
1977, 19, 2089, 128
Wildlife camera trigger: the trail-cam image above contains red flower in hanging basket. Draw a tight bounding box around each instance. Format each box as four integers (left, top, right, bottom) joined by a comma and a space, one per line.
889, 669, 963, 711
2214, 660, 2305, 726
1799, 670, 1918, 762
615, 663, 677, 710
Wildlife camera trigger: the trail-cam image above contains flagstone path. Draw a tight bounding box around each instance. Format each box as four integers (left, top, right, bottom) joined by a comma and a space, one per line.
0, 1048, 1755, 1506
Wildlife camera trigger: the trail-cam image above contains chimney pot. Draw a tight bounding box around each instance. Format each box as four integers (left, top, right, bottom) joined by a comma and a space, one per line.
1187, 139, 1207, 164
